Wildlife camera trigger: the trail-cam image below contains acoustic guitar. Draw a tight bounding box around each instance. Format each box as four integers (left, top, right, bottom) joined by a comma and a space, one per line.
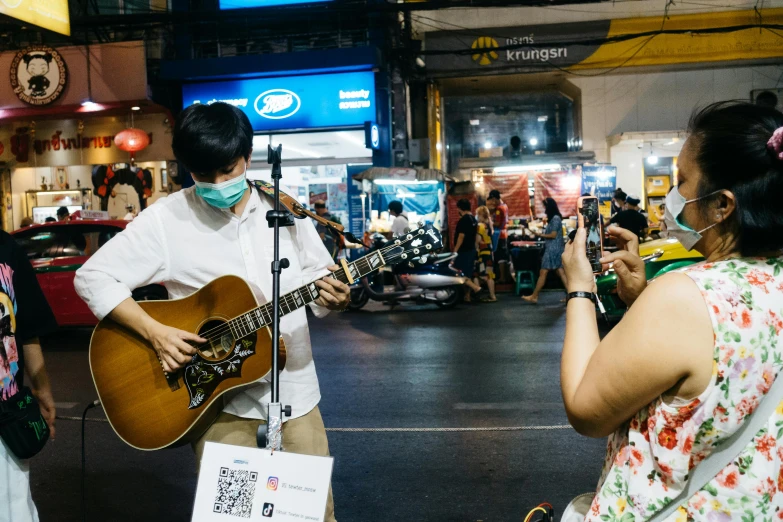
89, 225, 443, 450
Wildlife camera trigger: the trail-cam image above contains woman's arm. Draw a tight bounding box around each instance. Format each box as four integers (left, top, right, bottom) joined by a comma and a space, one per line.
23, 339, 56, 439
561, 230, 714, 437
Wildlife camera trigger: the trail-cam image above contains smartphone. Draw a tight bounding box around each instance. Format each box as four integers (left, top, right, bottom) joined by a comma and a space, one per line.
577, 196, 604, 274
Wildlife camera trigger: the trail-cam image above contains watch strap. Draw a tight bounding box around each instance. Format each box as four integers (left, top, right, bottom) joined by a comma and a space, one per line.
566, 291, 596, 303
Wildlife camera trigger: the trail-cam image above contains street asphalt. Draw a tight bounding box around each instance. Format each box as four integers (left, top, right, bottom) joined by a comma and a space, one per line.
30, 292, 607, 522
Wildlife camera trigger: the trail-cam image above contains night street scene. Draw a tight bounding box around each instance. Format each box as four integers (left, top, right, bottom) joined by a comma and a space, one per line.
1, 0, 783, 521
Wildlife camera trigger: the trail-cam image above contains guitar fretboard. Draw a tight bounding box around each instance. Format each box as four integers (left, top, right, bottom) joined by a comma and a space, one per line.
224, 249, 386, 340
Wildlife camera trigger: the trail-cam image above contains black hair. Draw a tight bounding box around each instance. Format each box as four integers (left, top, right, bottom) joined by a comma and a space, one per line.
626, 196, 641, 206
510, 136, 521, 149
544, 198, 562, 220
457, 199, 472, 212
57, 206, 69, 216
488, 190, 501, 201
23, 53, 52, 65
755, 91, 778, 109
688, 101, 783, 256
45, 217, 56, 222
314, 202, 326, 209
614, 190, 627, 202
172, 102, 254, 176
388, 200, 403, 215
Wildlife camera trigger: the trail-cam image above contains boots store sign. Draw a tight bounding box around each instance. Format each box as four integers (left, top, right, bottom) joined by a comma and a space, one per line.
10, 46, 68, 106
182, 71, 376, 132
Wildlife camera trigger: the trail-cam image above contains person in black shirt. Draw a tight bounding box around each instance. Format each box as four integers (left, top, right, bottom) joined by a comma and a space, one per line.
611, 189, 627, 217
609, 195, 649, 240
0, 231, 58, 521
452, 199, 482, 302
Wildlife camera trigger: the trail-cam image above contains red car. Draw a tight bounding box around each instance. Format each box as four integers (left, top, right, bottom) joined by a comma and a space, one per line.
12, 220, 168, 327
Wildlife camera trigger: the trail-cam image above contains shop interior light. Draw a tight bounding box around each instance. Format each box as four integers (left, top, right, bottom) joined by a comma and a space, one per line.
279, 144, 322, 158
470, 119, 480, 126
494, 164, 561, 174
131, 106, 141, 111
647, 155, 659, 165
80, 101, 103, 112
436, 142, 442, 151
529, 137, 538, 147
537, 116, 548, 122
336, 131, 365, 147
483, 141, 492, 149
374, 179, 439, 185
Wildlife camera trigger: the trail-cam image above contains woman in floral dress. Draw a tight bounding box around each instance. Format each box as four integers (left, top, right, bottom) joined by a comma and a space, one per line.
561, 101, 783, 521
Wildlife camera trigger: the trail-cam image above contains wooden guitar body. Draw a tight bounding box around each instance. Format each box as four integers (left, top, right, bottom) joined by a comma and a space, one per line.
89, 276, 283, 451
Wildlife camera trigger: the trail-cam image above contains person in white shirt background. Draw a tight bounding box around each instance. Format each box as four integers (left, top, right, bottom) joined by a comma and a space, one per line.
388, 200, 408, 237
74, 102, 349, 522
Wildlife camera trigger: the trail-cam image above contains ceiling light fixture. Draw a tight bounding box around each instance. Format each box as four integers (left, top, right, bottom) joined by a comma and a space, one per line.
529, 137, 538, 147
494, 164, 562, 174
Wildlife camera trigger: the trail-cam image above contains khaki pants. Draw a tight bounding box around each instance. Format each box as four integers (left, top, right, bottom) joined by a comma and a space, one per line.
193, 406, 336, 522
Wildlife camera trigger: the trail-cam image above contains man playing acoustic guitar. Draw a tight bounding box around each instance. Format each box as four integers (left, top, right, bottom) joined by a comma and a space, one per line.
74, 102, 349, 521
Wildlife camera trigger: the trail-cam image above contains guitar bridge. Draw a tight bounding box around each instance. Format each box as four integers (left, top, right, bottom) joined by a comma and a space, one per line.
165, 371, 181, 391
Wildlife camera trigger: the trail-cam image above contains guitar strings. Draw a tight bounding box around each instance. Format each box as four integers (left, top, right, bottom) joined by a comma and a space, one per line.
185, 238, 432, 350
188, 241, 431, 349
190, 236, 414, 342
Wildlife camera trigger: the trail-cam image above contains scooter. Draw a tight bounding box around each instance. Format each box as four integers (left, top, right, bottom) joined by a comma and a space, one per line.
347, 232, 467, 310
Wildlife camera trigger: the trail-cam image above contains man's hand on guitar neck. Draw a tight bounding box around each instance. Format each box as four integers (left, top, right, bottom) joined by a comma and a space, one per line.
313, 265, 351, 311
109, 298, 206, 373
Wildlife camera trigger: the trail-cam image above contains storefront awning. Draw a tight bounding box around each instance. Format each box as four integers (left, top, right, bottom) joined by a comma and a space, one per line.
352, 167, 455, 182
0, 100, 172, 124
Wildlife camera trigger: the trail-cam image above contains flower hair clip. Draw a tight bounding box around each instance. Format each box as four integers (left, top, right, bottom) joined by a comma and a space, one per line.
767, 127, 783, 160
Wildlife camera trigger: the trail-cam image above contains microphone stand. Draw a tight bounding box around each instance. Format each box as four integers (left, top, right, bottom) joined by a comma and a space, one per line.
258, 144, 293, 451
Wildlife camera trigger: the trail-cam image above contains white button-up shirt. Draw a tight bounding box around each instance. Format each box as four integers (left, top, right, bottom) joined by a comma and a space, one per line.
74, 185, 334, 421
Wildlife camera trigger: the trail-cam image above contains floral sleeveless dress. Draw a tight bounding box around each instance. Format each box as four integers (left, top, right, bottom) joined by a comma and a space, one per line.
587, 257, 783, 522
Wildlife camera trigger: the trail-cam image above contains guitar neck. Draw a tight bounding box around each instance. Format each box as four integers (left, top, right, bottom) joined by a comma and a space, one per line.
225, 249, 386, 338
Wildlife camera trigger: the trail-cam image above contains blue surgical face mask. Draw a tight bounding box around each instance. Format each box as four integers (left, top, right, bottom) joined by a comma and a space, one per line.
663, 186, 721, 251
194, 165, 248, 209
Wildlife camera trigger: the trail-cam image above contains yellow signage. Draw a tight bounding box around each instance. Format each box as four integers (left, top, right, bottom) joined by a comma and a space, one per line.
573, 8, 783, 70
471, 37, 499, 66
0, 0, 71, 36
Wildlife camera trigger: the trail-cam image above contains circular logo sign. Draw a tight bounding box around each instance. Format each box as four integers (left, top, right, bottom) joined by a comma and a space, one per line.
471, 37, 499, 66
254, 89, 301, 120
370, 124, 380, 149
10, 46, 68, 106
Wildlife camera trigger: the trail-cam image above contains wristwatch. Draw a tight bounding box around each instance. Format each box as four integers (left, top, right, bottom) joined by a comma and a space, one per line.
566, 291, 596, 303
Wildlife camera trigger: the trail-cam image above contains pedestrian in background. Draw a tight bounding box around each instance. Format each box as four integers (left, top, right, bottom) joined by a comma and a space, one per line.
522, 197, 568, 304
475, 206, 497, 303
610, 194, 648, 240
486, 190, 510, 281
388, 200, 408, 237
313, 200, 338, 260
452, 199, 482, 303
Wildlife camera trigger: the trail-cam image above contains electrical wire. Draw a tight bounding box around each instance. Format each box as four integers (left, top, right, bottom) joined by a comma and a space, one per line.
524, 504, 552, 522
81, 400, 100, 522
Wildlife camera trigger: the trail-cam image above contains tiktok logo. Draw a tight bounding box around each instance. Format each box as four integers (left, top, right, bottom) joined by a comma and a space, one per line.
262, 503, 274, 517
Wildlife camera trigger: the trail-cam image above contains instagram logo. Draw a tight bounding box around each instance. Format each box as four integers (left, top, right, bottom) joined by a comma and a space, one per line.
267, 476, 279, 491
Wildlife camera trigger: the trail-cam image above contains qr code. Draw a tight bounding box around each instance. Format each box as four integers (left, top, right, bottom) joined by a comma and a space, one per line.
213, 467, 258, 518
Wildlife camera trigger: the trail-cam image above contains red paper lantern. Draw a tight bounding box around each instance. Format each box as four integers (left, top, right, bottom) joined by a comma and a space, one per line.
114, 128, 150, 153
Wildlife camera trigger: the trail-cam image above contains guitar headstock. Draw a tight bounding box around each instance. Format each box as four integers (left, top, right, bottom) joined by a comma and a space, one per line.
382, 224, 444, 267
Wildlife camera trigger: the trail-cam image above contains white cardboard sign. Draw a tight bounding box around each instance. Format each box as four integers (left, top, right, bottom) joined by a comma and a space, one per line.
192, 442, 334, 521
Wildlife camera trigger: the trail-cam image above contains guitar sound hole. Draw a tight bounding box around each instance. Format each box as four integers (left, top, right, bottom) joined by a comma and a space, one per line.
196, 319, 235, 361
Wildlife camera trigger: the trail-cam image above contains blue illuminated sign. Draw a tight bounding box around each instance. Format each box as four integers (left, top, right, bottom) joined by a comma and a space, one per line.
364, 121, 380, 150
183, 71, 376, 132
220, 0, 331, 9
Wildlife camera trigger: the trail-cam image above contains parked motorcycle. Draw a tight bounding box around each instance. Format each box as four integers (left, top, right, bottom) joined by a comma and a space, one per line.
348, 231, 467, 310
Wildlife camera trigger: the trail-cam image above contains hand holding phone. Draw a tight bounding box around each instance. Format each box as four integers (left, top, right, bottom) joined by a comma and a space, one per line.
576, 196, 604, 274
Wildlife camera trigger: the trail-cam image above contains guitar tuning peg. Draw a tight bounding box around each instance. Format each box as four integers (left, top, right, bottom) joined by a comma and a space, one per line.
418, 221, 424, 227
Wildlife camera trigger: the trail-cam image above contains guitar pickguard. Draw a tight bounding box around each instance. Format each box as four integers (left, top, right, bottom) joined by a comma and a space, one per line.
183, 335, 257, 410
